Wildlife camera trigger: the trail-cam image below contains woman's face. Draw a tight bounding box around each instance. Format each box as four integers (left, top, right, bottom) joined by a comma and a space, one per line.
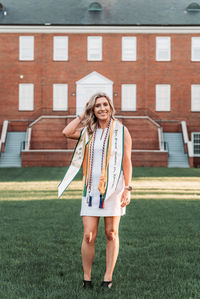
93, 97, 111, 121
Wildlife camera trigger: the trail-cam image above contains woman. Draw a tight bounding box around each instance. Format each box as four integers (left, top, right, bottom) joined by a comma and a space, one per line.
59, 92, 132, 289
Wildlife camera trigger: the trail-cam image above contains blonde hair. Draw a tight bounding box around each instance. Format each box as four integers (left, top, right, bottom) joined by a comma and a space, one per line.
83, 92, 115, 135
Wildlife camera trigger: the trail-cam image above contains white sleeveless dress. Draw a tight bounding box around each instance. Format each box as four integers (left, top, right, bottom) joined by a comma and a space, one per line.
80, 128, 126, 217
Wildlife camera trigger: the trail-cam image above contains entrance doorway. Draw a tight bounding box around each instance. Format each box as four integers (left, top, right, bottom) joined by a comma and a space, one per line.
76, 71, 113, 115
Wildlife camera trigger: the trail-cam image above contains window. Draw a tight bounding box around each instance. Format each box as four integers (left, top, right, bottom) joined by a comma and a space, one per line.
87, 36, 102, 61
156, 37, 171, 61
156, 84, 171, 111
53, 36, 68, 61
53, 84, 68, 111
19, 84, 34, 111
121, 84, 136, 111
191, 85, 200, 111
192, 37, 200, 61
192, 132, 200, 156
19, 36, 34, 61
122, 37, 137, 61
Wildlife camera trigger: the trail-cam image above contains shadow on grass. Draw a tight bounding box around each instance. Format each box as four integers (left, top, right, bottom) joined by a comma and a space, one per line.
0, 167, 200, 182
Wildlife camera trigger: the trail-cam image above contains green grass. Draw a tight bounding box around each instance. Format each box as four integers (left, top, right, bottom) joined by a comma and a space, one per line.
0, 167, 200, 298
0, 166, 200, 182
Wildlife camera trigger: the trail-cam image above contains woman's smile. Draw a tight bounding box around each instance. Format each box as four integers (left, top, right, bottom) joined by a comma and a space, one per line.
94, 97, 111, 121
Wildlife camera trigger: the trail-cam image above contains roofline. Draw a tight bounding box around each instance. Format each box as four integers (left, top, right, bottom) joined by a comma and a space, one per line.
1, 25, 200, 34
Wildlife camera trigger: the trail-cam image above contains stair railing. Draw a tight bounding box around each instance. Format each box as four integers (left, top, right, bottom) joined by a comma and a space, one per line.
19, 141, 25, 156
158, 127, 165, 151
0, 120, 9, 154
25, 127, 32, 150
181, 121, 193, 157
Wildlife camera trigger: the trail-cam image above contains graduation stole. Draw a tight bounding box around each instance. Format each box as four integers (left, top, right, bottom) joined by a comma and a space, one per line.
58, 119, 124, 207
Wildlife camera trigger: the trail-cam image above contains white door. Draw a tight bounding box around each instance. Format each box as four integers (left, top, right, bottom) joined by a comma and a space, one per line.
76, 72, 113, 115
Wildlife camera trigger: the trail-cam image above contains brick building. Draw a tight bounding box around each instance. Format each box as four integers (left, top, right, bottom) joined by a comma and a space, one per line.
0, 0, 200, 167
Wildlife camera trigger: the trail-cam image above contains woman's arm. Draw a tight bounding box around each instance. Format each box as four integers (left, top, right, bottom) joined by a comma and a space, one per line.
121, 126, 132, 207
62, 111, 85, 140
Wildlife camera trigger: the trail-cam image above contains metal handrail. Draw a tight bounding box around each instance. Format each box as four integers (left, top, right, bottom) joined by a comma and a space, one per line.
19, 141, 25, 156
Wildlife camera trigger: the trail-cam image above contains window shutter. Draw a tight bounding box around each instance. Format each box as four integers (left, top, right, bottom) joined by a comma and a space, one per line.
192, 37, 200, 61
191, 85, 200, 111
122, 37, 136, 61
156, 85, 170, 111
53, 84, 68, 111
156, 37, 171, 61
19, 84, 34, 111
19, 36, 34, 61
53, 36, 68, 61
87, 36, 102, 61
121, 84, 136, 111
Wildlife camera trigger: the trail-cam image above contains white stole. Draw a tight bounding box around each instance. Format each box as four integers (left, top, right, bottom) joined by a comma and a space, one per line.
58, 128, 88, 198
58, 120, 124, 200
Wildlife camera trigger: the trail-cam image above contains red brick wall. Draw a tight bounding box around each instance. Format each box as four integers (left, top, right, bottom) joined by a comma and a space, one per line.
29, 116, 160, 150
21, 149, 168, 167
0, 33, 200, 123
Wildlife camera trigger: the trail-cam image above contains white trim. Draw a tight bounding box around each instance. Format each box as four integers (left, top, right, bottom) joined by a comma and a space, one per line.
115, 115, 160, 127
76, 71, 113, 84
22, 149, 168, 153
181, 121, 193, 157
29, 115, 74, 127
22, 149, 74, 153
2, 26, 200, 34
0, 120, 9, 152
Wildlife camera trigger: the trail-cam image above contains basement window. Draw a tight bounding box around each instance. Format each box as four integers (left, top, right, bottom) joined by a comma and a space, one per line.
187, 2, 200, 11
88, 2, 102, 11
192, 132, 200, 156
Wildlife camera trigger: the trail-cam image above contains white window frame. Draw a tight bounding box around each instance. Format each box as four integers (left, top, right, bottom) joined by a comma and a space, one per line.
122, 37, 137, 61
87, 36, 102, 61
19, 36, 34, 61
53, 84, 68, 111
156, 84, 171, 111
121, 84, 136, 111
191, 37, 200, 61
156, 37, 171, 61
53, 36, 68, 61
192, 132, 200, 157
19, 84, 34, 111
191, 85, 200, 111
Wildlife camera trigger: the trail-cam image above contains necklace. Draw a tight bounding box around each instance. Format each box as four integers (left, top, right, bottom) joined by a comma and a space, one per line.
87, 118, 112, 207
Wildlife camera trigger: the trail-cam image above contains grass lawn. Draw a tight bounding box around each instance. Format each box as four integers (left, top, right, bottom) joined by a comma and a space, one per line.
0, 167, 200, 299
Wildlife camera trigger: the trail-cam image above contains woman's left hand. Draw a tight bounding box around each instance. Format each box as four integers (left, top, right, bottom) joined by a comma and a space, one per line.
120, 189, 131, 207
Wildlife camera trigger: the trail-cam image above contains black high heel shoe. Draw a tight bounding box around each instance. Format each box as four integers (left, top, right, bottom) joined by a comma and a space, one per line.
82, 280, 93, 289
101, 281, 112, 289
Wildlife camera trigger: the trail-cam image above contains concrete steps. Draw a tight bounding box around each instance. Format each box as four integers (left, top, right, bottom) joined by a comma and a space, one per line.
0, 132, 26, 167
163, 133, 190, 168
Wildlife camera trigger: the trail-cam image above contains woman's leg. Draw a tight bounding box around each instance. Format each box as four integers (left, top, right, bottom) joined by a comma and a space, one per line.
104, 216, 121, 281
81, 216, 100, 280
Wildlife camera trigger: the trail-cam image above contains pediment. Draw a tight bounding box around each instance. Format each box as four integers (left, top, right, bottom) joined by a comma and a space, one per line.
76, 71, 113, 85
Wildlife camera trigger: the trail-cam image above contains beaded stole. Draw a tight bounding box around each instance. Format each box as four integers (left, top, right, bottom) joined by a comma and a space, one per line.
86, 118, 112, 208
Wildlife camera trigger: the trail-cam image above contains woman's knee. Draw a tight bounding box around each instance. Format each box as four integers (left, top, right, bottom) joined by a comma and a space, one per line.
105, 229, 118, 241
83, 231, 97, 244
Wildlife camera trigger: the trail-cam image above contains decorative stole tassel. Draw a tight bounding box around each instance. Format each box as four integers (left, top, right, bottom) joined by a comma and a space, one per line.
99, 194, 104, 209
88, 195, 92, 207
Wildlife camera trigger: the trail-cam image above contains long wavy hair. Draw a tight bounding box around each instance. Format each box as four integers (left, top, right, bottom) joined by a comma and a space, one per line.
83, 92, 115, 135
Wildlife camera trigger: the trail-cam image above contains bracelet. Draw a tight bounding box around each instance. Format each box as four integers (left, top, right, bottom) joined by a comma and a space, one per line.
125, 185, 132, 191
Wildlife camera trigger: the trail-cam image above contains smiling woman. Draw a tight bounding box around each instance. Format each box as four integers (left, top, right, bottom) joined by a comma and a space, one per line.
61, 92, 132, 289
